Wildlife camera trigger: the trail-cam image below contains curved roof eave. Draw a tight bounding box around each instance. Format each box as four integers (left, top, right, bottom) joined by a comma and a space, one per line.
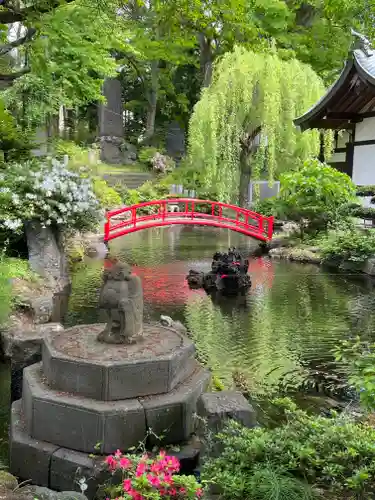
353, 48, 375, 86
294, 59, 354, 131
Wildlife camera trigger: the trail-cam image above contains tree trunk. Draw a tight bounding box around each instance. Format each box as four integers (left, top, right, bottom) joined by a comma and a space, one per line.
239, 146, 252, 207
199, 33, 213, 88
144, 60, 159, 144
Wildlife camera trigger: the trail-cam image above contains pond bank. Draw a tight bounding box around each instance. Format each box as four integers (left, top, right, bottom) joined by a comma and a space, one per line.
261, 226, 375, 278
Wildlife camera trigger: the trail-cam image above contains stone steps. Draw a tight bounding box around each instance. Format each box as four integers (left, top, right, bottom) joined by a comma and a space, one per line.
102, 172, 153, 189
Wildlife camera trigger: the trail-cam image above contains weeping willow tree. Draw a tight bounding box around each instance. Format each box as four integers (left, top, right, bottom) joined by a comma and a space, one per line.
188, 46, 331, 203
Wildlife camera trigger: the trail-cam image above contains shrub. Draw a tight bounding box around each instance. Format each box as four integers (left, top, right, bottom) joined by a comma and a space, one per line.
356, 186, 375, 196
280, 159, 356, 237
92, 178, 122, 210
103, 449, 203, 499
350, 206, 375, 220
320, 229, 375, 262
336, 337, 375, 412
202, 399, 375, 499
138, 147, 158, 165
122, 181, 170, 215
0, 158, 102, 233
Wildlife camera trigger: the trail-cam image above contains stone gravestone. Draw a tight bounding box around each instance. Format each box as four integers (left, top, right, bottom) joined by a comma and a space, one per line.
9, 261, 211, 497
98, 78, 124, 164
166, 121, 185, 162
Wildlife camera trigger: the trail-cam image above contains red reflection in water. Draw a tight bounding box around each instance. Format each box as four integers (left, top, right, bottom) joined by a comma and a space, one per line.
103, 256, 274, 305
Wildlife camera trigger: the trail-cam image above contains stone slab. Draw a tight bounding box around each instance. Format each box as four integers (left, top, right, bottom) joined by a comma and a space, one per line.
22, 363, 146, 454
9, 401, 105, 499
140, 364, 211, 445
10, 400, 59, 487
43, 324, 196, 400
197, 391, 257, 433
49, 448, 104, 499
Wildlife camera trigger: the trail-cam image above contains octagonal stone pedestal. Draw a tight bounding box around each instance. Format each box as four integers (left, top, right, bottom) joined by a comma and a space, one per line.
43, 324, 196, 400
10, 322, 211, 496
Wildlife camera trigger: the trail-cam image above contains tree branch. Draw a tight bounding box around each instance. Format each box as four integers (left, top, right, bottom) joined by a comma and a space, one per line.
0, 0, 76, 24
0, 27, 37, 55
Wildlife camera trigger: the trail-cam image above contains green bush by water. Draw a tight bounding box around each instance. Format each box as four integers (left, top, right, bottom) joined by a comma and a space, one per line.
0, 257, 37, 324
202, 398, 375, 499
320, 229, 375, 263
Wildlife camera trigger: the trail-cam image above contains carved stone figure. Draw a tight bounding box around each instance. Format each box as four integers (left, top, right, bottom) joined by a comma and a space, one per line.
97, 262, 143, 344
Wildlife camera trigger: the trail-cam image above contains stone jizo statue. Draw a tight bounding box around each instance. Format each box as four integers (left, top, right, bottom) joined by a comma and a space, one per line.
97, 262, 143, 344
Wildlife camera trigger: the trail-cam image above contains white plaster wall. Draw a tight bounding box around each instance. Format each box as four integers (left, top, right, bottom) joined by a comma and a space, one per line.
355, 117, 375, 141
353, 144, 375, 185
330, 152, 346, 163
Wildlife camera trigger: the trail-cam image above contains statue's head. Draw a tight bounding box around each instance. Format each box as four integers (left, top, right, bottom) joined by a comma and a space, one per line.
103, 262, 132, 282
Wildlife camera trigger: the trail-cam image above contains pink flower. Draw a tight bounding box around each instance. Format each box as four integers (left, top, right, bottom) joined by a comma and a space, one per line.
163, 474, 173, 486
123, 478, 132, 492
150, 462, 162, 474
114, 449, 122, 458
169, 488, 177, 496
119, 457, 132, 469
179, 488, 186, 494
105, 455, 117, 470
146, 474, 161, 487
196, 488, 203, 498
136, 461, 147, 477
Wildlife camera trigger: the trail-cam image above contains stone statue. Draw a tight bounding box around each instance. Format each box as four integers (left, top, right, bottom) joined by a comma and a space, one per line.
97, 262, 143, 344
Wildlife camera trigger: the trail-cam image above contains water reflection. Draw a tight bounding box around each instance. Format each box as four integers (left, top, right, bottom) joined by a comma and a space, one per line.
65, 226, 375, 400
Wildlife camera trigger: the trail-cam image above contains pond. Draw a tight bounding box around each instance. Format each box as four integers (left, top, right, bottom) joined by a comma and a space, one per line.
65, 226, 375, 410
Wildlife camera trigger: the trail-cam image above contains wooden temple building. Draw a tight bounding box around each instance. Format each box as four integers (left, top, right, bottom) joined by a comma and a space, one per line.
295, 31, 375, 185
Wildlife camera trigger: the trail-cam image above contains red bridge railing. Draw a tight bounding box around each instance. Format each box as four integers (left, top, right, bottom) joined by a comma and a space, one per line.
104, 198, 274, 242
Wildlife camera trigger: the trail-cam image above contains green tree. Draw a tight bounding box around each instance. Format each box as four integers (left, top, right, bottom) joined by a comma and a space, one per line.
2, 0, 130, 128
187, 47, 326, 203
280, 159, 356, 236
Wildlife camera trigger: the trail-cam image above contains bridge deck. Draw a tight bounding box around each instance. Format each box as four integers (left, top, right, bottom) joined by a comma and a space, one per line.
104, 198, 274, 242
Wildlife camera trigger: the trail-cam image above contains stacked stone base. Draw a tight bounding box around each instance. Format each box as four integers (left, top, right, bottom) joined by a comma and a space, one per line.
10, 323, 211, 497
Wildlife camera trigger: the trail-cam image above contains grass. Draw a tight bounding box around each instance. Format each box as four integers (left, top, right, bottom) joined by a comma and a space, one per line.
0, 257, 38, 325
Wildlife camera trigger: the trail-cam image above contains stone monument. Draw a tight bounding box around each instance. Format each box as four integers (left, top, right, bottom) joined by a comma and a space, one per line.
9, 262, 211, 497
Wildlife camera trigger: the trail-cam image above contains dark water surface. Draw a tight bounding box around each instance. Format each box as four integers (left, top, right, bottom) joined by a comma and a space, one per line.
65, 226, 375, 402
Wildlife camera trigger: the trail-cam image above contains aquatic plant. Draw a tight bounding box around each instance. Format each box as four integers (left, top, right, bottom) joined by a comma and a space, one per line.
103, 449, 203, 499
188, 47, 329, 202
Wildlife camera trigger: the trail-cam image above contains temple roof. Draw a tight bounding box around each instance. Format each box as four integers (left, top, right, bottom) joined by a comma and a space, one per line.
295, 31, 375, 131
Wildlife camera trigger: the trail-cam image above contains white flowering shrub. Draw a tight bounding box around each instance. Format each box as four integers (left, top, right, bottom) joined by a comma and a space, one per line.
151, 152, 175, 174
0, 158, 103, 233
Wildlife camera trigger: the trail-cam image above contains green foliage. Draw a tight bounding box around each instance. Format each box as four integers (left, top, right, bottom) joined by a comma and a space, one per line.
350, 206, 375, 220
188, 47, 326, 201
3, 1, 131, 126
138, 147, 159, 166
0, 257, 37, 325
252, 198, 283, 218
356, 186, 375, 197
245, 465, 316, 500
280, 159, 356, 236
202, 401, 375, 499
92, 178, 122, 210
123, 181, 170, 214
320, 229, 375, 263
336, 337, 375, 412
0, 100, 31, 161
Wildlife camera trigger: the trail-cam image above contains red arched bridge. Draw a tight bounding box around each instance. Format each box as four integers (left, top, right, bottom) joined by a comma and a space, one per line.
104, 199, 274, 242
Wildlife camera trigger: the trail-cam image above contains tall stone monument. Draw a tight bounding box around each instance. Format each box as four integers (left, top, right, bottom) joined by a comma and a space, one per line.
98, 78, 124, 164
9, 262, 210, 497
